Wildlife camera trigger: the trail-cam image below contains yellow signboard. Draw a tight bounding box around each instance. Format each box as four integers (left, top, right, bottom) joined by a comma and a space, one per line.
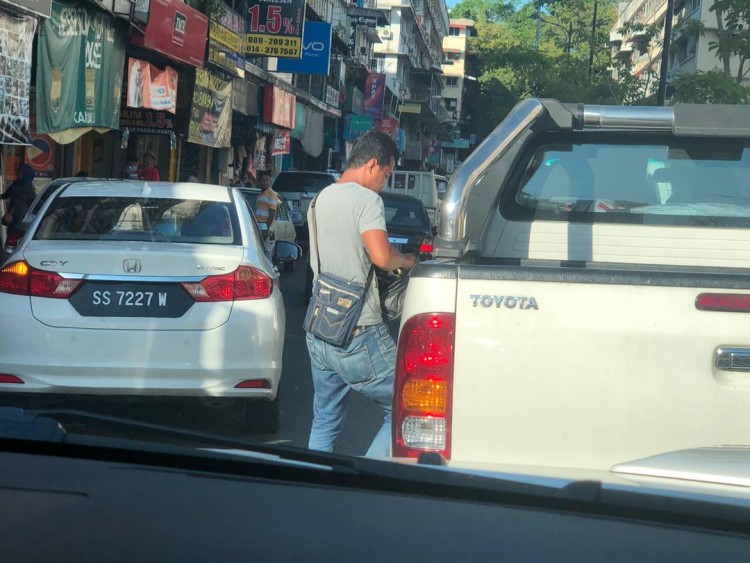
246, 34, 302, 58
400, 103, 422, 114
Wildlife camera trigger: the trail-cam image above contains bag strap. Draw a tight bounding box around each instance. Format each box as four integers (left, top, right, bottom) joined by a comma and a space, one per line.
310, 192, 375, 291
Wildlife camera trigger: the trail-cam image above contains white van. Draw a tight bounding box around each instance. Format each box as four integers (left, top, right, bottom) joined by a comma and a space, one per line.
384, 170, 440, 228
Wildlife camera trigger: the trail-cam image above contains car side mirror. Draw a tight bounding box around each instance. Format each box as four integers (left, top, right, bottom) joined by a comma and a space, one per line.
432, 226, 438, 237
274, 241, 302, 262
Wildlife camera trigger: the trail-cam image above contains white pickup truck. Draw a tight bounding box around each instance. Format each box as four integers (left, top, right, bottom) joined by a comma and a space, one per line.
393, 98, 750, 470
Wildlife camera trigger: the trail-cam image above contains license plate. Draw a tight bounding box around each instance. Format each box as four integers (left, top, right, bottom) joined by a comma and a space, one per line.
69, 282, 194, 318
388, 236, 409, 244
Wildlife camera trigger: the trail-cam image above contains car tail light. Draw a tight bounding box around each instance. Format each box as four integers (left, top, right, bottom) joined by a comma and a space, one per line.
0, 374, 24, 384
182, 266, 272, 302
696, 293, 750, 313
419, 241, 433, 255
4, 229, 24, 252
0, 261, 81, 298
393, 313, 455, 459
235, 379, 271, 389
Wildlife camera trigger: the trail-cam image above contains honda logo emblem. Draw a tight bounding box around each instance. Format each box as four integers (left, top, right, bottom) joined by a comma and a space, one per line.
123, 259, 142, 273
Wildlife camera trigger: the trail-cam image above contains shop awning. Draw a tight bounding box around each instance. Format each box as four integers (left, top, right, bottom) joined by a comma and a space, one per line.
399, 101, 451, 141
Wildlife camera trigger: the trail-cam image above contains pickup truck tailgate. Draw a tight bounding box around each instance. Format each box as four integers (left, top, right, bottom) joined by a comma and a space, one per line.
450, 265, 750, 469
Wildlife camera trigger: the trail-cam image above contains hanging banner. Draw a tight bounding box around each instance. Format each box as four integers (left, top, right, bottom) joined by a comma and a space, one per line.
378, 117, 399, 138
127, 58, 178, 114
254, 134, 268, 171
188, 68, 232, 148
276, 22, 332, 75
120, 108, 175, 135
245, 0, 305, 58
363, 73, 385, 119
263, 85, 295, 129
271, 129, 290, 156
131, 0, 208, 68
36, 0, 126, 136
0, 12, 36, 145
208, 7, 245, 76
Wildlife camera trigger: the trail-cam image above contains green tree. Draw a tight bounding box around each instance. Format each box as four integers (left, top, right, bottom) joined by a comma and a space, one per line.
673, 69, 750, 103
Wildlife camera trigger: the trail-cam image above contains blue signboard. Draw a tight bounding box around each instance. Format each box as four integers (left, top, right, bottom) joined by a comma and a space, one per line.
276, 22, 331, 75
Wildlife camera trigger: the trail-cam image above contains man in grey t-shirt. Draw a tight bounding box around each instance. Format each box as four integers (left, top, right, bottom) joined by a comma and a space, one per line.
305, 132, 416, 457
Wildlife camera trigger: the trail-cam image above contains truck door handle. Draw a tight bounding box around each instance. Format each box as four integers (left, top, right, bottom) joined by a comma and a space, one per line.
715, 347, 750, 372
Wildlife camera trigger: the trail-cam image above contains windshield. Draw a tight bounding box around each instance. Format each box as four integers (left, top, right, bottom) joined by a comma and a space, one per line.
273, 173, 335, 193
8, 25, 750, 533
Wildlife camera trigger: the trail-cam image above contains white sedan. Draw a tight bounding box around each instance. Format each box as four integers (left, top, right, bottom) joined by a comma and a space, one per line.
0, 180, 294, 432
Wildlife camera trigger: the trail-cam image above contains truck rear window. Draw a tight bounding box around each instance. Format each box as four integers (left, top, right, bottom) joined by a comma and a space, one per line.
508, 134, 750, 227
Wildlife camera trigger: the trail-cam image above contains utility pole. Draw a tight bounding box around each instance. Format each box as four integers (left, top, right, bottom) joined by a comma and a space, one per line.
535, 2, 541, 50
588, 0, 598, 76
657, 0, 675, 105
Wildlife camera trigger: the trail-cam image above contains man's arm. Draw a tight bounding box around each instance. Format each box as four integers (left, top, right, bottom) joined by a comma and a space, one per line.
362, 229, 416, 272
267, 207, 276, 226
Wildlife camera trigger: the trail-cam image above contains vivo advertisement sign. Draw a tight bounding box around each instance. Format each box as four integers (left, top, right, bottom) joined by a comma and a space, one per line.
277, 22, 332, 75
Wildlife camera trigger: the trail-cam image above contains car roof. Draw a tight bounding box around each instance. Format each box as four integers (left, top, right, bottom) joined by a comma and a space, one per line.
57, 181, 232, 203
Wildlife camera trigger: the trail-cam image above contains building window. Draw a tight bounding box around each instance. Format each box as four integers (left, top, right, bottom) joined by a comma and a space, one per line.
445, 51, 461, 61
446, 76, 459, 87
444, 98, 457, 110
449, 26, 460, 36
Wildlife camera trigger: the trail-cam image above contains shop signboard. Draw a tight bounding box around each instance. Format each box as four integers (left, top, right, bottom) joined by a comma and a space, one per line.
271, 129, 290, 156
120, 107, 175, 136
127, 58, 178, 114
1, 0, 51, 18
132, 0, 208, 68
276, 22, 331, 75
245, 0, 305, 59
363, 73, 385, 119
343, 114, 372, 141
25, 116, 55, 178
262, 85, 295, 129
187, 68, 232, 148
378, 117, 398, 138
36, 0, 126, 136
208, 7, 244, 76
0, 11, 35, 145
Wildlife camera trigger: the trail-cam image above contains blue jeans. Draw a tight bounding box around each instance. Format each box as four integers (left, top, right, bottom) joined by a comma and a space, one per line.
306, 323, 396, 457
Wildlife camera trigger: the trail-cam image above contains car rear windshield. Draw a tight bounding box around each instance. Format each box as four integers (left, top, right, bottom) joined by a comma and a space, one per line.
273, 173, 335, 193
383, 197, 429, 230
34, 196, 241, 245
506, 133, 750, 227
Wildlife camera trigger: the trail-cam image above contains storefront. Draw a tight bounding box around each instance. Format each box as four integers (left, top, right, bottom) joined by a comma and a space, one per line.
0, 0, 48, 201
127, 0, 209, 181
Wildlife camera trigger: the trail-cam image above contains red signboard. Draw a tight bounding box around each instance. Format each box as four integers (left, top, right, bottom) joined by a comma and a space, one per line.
378, 117, 399, 137
263, 85, 295, 129
131, 0, 209, 68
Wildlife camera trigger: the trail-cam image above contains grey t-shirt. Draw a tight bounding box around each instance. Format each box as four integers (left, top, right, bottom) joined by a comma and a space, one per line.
308, 182, 386, 326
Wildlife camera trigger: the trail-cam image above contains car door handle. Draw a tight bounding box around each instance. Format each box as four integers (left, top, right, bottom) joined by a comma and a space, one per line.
715, 347, 750, 372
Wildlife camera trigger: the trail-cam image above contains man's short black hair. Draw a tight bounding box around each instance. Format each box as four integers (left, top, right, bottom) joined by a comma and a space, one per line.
346, 131, 399, 170
258, 171, 271, 179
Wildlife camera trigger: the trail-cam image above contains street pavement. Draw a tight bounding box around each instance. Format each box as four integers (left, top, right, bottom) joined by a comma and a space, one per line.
0, 259, 388, 457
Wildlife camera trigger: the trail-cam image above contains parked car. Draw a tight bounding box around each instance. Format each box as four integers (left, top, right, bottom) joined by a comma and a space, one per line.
237, 186, 299, 272
2, 176, 112, 263
272, 171, 338, 251
383, 170, 441, 228
0, 180, 299, 432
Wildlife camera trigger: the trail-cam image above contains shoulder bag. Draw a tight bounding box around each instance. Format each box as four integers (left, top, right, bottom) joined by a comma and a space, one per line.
302, 193, 375, 348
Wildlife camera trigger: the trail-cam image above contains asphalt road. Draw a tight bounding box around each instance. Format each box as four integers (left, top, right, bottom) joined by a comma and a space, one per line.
0, 260, 387, 457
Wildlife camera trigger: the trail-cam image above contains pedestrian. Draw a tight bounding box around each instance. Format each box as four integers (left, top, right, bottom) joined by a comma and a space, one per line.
1, 163, 36, 233
187, 165, 200, 183
254, 171, 279, 228
305, 131, 416, 457
125, 156, 139, 180
138, 151, 160, 181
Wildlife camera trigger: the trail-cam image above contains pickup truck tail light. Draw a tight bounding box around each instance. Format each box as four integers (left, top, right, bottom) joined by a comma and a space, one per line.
696, 293, 750, 313
393, 313, 455, 459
